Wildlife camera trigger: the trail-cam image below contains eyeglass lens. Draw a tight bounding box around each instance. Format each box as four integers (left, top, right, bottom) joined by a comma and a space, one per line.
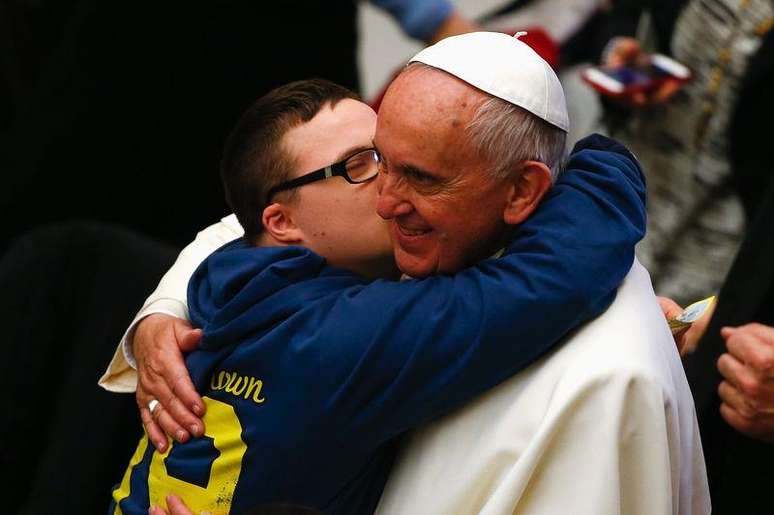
345, 150, 380, 183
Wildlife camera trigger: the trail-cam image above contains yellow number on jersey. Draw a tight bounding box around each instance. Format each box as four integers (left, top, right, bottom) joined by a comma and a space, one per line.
147, 397, 247, 514
113, 397, 247, 514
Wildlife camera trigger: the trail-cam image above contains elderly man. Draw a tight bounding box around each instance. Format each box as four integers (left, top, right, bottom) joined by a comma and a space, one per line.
102, 33, 708, 514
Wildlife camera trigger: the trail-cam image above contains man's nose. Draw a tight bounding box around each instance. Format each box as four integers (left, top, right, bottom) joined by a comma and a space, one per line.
376, 172, 413, 220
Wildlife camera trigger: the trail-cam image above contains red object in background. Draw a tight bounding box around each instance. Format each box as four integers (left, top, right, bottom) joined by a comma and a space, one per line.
581, 53, 692, 98
369, 27, 559, 111
515, 27, 559, 68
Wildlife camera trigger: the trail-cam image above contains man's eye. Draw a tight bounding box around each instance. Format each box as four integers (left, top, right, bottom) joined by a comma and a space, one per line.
407, 169, 435, 184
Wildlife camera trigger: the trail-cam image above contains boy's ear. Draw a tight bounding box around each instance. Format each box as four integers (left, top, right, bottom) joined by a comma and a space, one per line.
262, 203, 304, 244
502, 160, 553, 226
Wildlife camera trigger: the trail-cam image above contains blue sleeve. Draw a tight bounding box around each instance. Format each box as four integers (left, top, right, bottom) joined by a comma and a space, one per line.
317, 134, 647, 447
371, 0, 453, 41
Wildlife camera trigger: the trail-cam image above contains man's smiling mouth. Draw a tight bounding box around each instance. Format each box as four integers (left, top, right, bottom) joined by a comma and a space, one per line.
396, 224, 431, 237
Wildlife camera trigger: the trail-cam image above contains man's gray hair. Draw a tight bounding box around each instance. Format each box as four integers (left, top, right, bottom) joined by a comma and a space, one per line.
466, 95, 568, 182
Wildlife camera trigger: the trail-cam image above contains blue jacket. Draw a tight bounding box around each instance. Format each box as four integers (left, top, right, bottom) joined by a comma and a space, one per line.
111, 135, 646, 514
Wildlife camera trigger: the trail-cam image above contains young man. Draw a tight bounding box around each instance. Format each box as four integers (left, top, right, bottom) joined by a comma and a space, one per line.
109, 67, 647, 513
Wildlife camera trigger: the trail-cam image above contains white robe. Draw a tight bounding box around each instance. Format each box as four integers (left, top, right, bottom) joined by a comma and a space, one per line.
375, 260, 710, 515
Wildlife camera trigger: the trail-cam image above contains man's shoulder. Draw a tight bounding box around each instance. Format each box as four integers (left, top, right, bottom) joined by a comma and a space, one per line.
548, 259, 684, 393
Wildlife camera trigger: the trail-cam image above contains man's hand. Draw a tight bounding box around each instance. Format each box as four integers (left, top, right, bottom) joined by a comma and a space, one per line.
601, 37, 683, 106
717, 323, 774, 443
149, 495, 193, 515
134, 313, 204, 451
658, 296, 713, 355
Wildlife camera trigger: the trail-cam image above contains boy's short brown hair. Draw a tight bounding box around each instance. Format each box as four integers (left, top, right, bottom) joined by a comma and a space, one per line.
220, 79, 360, 240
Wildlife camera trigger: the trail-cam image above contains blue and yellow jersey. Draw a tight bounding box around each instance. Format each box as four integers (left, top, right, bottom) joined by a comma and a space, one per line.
111, 135, 646, 515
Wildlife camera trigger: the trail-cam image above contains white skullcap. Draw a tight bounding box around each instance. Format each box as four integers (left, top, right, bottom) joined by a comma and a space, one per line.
409, 31, 569, 133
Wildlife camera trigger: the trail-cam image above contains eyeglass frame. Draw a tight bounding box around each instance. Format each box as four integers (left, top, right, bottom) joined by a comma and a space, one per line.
265, 148, 381, 204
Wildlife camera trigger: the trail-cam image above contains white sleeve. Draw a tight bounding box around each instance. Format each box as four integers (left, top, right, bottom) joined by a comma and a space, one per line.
497, 368, 709, 515
490, 371, 689, 515
98, 214, 244, 393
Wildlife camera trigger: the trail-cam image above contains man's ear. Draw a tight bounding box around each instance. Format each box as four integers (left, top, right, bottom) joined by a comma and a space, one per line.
262, 203, 304, 244
502, 160, 553, 226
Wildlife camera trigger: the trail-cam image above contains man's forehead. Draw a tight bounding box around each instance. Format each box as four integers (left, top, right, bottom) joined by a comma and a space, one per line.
377, 69, 486, 145
391, 65, 486, 107
374, 85, 489, 179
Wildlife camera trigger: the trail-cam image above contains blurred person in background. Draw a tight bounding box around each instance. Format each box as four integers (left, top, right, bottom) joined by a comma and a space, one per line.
681, 177, 774, 515
596, 0, 772, 305
596, 1, 773, 512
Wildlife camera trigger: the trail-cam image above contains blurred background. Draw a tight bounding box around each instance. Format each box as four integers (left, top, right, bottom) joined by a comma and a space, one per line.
362, 0, 526, 98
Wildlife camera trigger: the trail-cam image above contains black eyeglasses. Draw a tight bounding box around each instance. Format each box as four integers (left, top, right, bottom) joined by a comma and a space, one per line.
266, 148, 381, 203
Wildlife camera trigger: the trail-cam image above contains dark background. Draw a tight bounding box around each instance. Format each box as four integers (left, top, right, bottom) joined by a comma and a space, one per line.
1, 1, 361, 249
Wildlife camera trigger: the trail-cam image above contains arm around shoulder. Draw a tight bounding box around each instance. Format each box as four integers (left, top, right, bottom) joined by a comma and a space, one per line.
319, 135, 648, 442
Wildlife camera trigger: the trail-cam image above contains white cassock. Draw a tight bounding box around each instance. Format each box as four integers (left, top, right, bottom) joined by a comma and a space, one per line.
376, 260, 710, 515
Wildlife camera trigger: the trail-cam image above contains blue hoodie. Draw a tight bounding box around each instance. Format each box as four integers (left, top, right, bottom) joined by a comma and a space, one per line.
111, 135, 647, 514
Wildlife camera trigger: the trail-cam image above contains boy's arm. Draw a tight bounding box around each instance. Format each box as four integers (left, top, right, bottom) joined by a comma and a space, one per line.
124, 135, 644, 447
98, 214, 243, 392
309, 135, 646, 445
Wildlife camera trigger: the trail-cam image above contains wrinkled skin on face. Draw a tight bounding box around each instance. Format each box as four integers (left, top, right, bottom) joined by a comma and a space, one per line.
374, 67, 517, 278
